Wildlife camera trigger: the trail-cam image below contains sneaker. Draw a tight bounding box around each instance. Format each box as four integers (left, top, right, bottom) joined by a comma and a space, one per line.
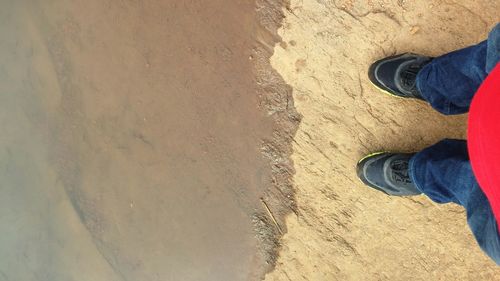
368, 53, 432, 100
356, 152, 422, 196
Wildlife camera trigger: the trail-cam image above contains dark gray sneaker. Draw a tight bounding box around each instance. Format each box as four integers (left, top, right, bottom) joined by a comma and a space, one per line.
368, 53, 432, 100
356, 152, 422, 196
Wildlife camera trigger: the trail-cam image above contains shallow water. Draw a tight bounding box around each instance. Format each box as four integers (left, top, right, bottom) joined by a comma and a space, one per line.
0, 1, 276, 280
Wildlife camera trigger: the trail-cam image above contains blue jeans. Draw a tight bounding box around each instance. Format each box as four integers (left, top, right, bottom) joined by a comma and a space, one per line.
410, 24, 500, 264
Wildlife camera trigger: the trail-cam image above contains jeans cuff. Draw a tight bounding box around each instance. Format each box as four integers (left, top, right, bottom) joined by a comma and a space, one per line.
409, 153, 424, 194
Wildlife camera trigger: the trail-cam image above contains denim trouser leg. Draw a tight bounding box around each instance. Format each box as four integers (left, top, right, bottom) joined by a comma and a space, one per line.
416, 24, 500, 115
409, 24, 500, 264
410, 140, 500, 264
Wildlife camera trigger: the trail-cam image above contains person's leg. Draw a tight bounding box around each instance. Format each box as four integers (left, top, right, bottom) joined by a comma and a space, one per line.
416, 24, 500, 115
410, 139, 500, 264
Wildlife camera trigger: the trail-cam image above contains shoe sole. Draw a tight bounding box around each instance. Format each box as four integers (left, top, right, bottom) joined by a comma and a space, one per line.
368, 76, 407, 100
356, 151, 389, 166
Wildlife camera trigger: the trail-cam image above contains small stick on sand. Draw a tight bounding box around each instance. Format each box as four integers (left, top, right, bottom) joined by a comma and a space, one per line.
261, 198, 284, 235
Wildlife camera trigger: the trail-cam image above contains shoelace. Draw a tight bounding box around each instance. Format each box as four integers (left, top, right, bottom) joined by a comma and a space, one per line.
400, 64, 420, 91
400, 58, 433, 95
390, 160, 412, 184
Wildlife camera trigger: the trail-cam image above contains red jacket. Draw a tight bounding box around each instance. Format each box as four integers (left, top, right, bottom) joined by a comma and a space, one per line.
468, 62, 500, 232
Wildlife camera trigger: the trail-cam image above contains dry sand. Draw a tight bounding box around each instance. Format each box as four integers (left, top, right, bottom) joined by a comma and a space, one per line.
266, 0, 500, 280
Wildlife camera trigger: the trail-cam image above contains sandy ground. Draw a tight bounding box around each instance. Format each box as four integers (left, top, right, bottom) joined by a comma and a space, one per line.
3, 0, 499, 280
266, 0, 500, 280
0, 1, 295, 280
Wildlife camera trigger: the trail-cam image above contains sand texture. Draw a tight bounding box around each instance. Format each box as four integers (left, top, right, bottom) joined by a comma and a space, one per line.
266, 1, 500, 280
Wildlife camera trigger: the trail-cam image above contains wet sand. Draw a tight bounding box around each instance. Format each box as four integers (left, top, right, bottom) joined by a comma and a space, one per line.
0, 1, 296, 280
